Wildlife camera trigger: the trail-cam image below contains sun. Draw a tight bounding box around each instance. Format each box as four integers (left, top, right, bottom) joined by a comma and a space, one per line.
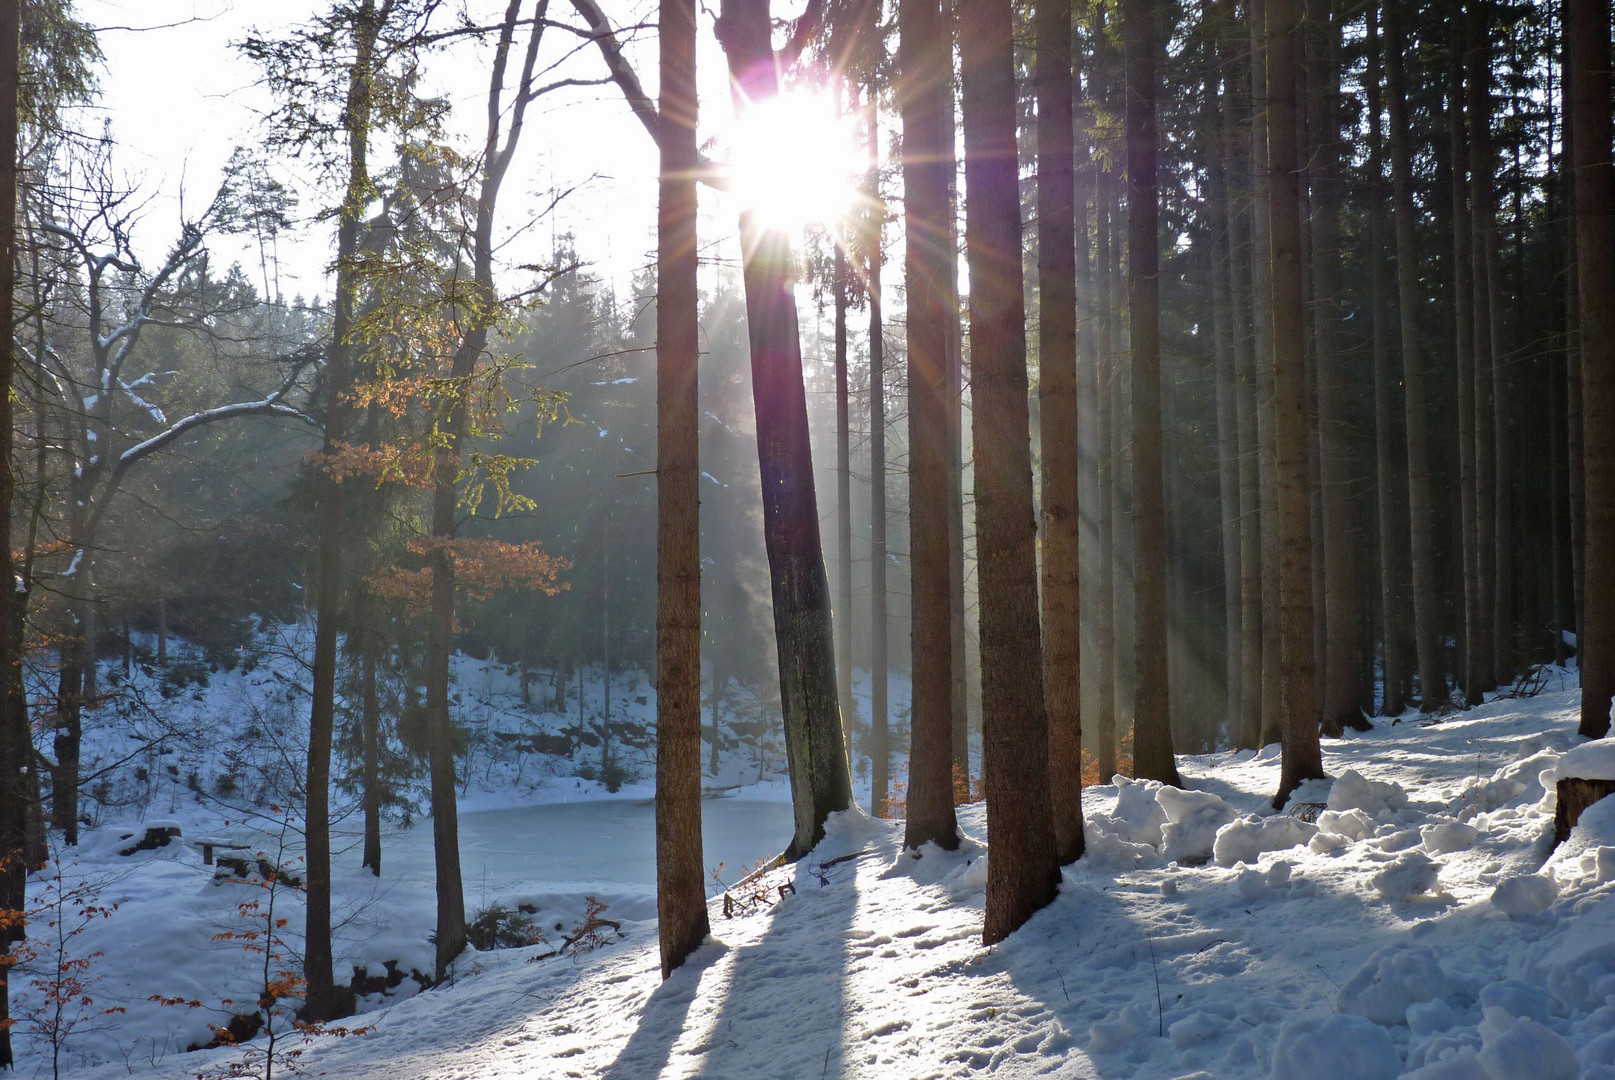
723, 89, 866, 237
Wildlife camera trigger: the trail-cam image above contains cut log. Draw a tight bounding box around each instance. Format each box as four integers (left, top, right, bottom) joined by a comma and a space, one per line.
1554, 777, 1615, 844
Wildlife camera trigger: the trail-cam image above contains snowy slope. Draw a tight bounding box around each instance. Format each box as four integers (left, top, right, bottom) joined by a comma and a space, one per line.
31, 673, 1615, 1079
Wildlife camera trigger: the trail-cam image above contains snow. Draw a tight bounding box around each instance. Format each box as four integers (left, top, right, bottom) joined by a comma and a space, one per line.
1268, 1015, 1399, 1080
1546, 739, 1615, 783
16, 658, 1615, 1080
1336, 944, 1451, 1025
1490, 874, 1558, 916
1371, 850, 1444, 900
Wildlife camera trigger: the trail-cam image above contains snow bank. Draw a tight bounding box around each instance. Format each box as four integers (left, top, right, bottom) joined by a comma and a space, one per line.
1212, 814, 1317, 867
1156, 786, 1236, 864
1372, 851, 1442, 900
1336, 945, 1451, 1025
1328, 769, 1409, 816
1476, 1009, 1580, 1080
1421, 820, 1480, 855
1490, 874, 1558, 917
1090, 775, 1168, 846
1268, 1014, 1399, 1080
1543, 740, 1615, 783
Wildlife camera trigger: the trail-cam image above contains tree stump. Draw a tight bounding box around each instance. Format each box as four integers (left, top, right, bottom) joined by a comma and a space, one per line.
1554, 777, 1615, 844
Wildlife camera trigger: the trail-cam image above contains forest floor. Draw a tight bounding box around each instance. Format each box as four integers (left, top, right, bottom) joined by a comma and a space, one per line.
20, 667, 1615, 1080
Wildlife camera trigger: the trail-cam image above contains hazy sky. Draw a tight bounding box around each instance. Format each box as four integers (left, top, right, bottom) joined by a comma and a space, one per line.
74, 0, 777, 304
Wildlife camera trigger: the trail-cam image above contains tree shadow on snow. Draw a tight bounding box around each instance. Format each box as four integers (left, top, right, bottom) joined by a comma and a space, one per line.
600, 939, 728, 1080
691, 853, 858, 1080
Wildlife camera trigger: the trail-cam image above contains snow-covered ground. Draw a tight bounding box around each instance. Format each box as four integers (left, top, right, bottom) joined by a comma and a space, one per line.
17, 668, 1615, 1079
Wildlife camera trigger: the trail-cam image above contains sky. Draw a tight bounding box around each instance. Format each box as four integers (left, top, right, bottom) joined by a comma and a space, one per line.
73, 0, 778, 306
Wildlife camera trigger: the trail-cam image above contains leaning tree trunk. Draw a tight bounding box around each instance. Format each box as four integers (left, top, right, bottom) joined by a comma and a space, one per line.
1570, 0, 1614, 737
716, 0, 853, 855
899, 0, 961, 850
1267, 0, 1325, 808
959, 0, 1060, 944
654, 0, 710, 976
1037, 0, 1084, 864
1124, 0, 1181, 787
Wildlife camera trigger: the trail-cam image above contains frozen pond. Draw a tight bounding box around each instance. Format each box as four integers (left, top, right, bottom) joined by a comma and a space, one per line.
371, 797, 796, 909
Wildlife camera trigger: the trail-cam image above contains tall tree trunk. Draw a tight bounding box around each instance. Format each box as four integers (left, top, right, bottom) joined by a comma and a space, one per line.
0, 0, 23, 1063
1267, 0, 1324, 806
1385, 6, 1443, 711
303, 0, 384, 1018
1564, 0, 1585, 647
361, 614, 382, 876
900, 0, 961, 849
959, 0, 1060, 944
1450, 11, 1485, 708
1221, 23, 1263, 749
1466, 0, 1498, 693
944, 47, 970, 788
1125, 0, 1180, 786
867, 93, 890, 820
716, 0, 853, 855
1037, 0, 1083, 862
1304, 0, 1364, 737
1571, 0, 1614, 737
1250, 0, 1283, 746
835, 241, 853, 730
1095, 159, 1119, 780
1208, 125, 1243, 748
655, 0, 710, 975
1365, 4, 1407, 717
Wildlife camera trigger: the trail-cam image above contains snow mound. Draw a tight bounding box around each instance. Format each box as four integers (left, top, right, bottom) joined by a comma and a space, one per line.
1089, 776, 1169, 847
1543, 940, 1615, 1012
1464, 748, 1562, 811
1328, 769, 1409, 816
1268, 1014, 1399, 1080
1400, 1045, 1486, 1079
1543, 740, 1615, 783
1476, 1009, 1580, 1080
1477, 980, 1556, 1024
1373, 851, 1442, 900
1212, 814, 1317, 867
1167, 1010, 1224, 1048
1337, 944, 1451, 1025
1490, 875, 1558, 917
1156, 786, 1237, 864
1318, 808, 1375, 841
1089, 1000, 1152, 1054
1421, 820, 1480, 855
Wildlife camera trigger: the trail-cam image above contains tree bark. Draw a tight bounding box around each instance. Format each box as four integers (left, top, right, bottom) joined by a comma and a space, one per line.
1125, 0, 1180, 787
1303, 0, 1364, 737
1365, 4, 1407, 718
959, 0, 1060, 943
867, 94, 890, 820
1449, 10, 1485, 708
1250, 0, 1283, 747
716, 0, 853, 855
304, 0, 384, 1017
835, 238, 853, 731
1267, 0, 1325, 806
1466, 0, 1498, 693
900, 0, 961, 850
1037, 0, 1083, 863
1095, 154, 1119, 780
1571, 0, 1614, 737
361, 614, 382, 876
0, 1, 23, 1065
1385, 6, 1443, 711
654, 0, 711, 976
